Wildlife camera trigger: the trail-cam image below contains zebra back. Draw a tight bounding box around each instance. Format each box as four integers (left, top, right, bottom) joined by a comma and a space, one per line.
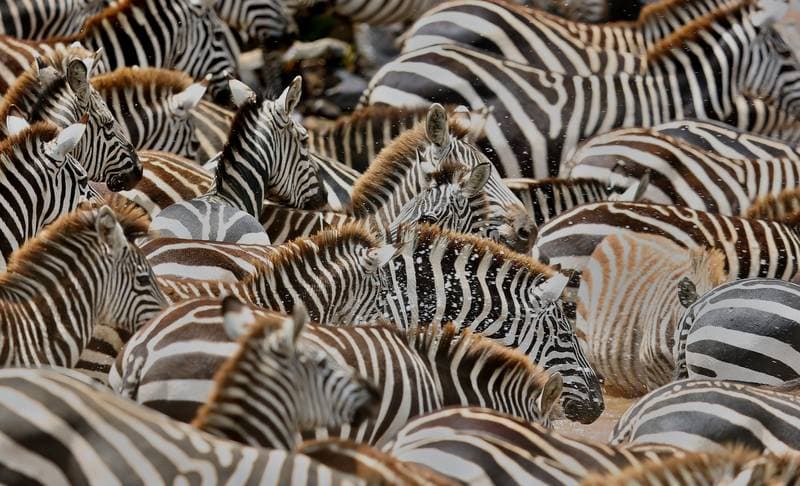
610, 378, 800, 454
0, 368, 361, 484
383, 224, 603, 424
504, 177, 611, 228
0, 0, 102, 39
91, 67, 207, 159
576, 232, 730, 398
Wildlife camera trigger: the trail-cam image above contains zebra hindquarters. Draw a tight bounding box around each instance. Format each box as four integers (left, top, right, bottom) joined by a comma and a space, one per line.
576, 233, 729, 397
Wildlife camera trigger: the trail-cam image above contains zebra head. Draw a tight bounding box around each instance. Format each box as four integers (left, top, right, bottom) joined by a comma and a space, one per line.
388, 161, 493, 241
94, 205, 166, 333
203, 298, 380, 444
63, 57, 142, 192
740, 2, 800, 116
183, 0, 241, 98
531, 273, 604, 424
223, 76, 327, 212
422, 104, 535, 253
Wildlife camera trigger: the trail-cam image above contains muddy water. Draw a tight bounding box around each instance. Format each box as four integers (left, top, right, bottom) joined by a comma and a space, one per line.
553, 396, 635, 443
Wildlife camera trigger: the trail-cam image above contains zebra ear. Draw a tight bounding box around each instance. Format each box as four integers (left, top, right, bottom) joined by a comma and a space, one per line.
45, 123, 86, 162
84, 48, 104, 76
678, 277, 699, 308
229, 78, 256, 107
463, 163, 491, 197
222, 296, 257, 340
66, 59, 91, 107
278, 76, 303, 114
366, 244, 396, 272
451, 105, 471, 132
752, 0, 788, 27
95, 206, 127, 258
171, 81, 208, 114
536, 372, 563, 420
33, 57, 60, 86
281, 302, 309, 349
538, 272, 569, 303
425, 103, 449, 147
6, 108, 30, 136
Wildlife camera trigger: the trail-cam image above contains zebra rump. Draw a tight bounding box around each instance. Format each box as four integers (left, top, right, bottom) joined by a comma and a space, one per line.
673, 278, 800, 386
150, 199, 271, 245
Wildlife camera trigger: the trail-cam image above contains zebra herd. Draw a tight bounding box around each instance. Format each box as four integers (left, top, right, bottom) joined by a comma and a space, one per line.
4, 0, 800, 484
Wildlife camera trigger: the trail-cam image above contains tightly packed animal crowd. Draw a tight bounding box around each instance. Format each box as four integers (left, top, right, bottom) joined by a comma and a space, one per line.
3, 0, 800, 483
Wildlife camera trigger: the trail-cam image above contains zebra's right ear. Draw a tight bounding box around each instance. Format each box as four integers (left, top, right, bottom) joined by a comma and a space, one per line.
171, 80, 208, 114
463, 162, 491, 197
32, 57, 59, 86
96, 206, 127, 258
365, 244, 397, 272
425, 103, 449, 148
277, 76, 303, 115
66, 59, 91, 107
222, 296, 257, 340
45, 123, 86, 162
228, 77, 256, 108
6, 107, 30, 136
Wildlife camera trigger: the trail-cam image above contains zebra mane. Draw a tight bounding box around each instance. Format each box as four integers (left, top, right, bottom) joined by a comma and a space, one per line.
90, 67, 193, 95
746, 187, 800, 222
582, 446, 798, 485
0, 46, 92, 122
633, 0, 738, 27
348, 119, 472, 217
392, 223, 555, 278
77, 194, 151, 239
409, 322, 554, 395
644, 0, 754, 61
192, 305, 289, 430
0, 121, 58, 156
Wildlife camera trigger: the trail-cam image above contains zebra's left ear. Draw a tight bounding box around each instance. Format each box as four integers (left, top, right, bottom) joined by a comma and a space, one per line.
538, 272, 569, 304
171, 79, 208, 114
281, 302, 309, 349
365, 244, 397, 272
222, 296, 257, 340
229, 77, 256, 108
536, 372, 563, 420
462, 163, 491, 197
425, 103, 449, 148
66, 59, 91, 108
6, 106, 30, 136
96, 206, 127, 258
278, 76, 303, 115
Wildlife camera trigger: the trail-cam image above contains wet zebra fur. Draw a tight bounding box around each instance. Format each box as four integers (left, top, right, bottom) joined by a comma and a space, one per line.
0, 0, 238, 96
610, 378, 800, 454
565, 127, 800, 216
383, 224, 603, 424
111, 297, 561, 446
0, 46, 142, 191
576, 232, 730, 397
0, 200, 165, 367
383, 407, 682, 485
534, 201, 800, 284
363, 0, 798, 178
673, 278, 800, 386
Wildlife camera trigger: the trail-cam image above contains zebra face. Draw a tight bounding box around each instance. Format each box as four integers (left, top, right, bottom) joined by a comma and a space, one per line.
85, 98, 142, 192
744, 27, 800, 118
183, 3, 240, 98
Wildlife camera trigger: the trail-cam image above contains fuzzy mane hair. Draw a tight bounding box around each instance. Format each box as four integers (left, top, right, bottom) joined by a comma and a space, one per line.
746, 187, 800, 221
644, 0, 753, 60
348, 119, 472, 218
90, 67, 193, 94
410, 322, 555, 396
0, 46, 92, 122
77, 193, 151, 239
0, 199, 148, 288
505, 176, 609, 192
392, 223, 555, 278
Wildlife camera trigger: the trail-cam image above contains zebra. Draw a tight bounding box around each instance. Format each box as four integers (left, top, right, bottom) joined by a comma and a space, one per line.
0, 0, 239, 96
746, 187, 800, 220
529, 0, 644, 23
142, 238, 276, 282
575, 232, 730, 397
156, 224, 396, 325
0, 0, 104, 39
382, 224, 603, 424
150, 76, 326, 244
362, 0, 797, 178
111, 297, 562, 446
564, 127, 800, 216
672, 278, 800, 386
0, 199, 165, 367
0, 368, 368, 483
533, 201, 800, 286
610, 378, 800, 454
0, 47, 142, 191
0, 121, 101, 270
90, 67, 208, 159
382, 407, 683, 485
193, 99, 235, 164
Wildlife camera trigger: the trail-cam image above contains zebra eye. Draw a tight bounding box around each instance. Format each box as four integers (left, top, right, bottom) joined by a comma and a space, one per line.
418, 215, 437, 225
135, 274, 151, 285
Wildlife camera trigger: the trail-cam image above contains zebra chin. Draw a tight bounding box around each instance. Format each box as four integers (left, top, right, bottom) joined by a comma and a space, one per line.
562, 391, 605, 424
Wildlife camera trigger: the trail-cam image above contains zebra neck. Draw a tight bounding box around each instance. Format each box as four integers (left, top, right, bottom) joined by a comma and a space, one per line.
212, 148, 267, 217
637, 0, 738, 51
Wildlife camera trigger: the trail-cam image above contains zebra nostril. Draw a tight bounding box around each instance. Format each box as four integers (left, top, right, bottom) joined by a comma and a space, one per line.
518, 227, 532, 240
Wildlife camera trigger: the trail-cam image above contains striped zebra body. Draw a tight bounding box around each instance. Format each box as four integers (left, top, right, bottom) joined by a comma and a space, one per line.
215, 0, 296, 45
260, 204, 354, 244
504, 177, 612, 228
157, 225, 393, 325
565, 127, 800, 216
0, 46, 142, 191
0, 122, 97, 269
0, 368, 362, 485
383, 407, 682, 486
721, 95, 800, 145
673, 278, 800, 385
111, 298, 560, 446
382, 224, 603, 424
363, 1, 797, 178
151, 77, 325, 244
91, 68, 208, 159
610, 378, 800, 454
576, 233, 730, 397
0, 0, 103, 39
332, 0, 440, 25
0, 201, 165, 367
533, 201, 800, 283
0, 0, 239, 96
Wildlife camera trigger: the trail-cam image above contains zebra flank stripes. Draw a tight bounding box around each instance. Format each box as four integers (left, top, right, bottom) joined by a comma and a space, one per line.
504, 177, 611, 228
